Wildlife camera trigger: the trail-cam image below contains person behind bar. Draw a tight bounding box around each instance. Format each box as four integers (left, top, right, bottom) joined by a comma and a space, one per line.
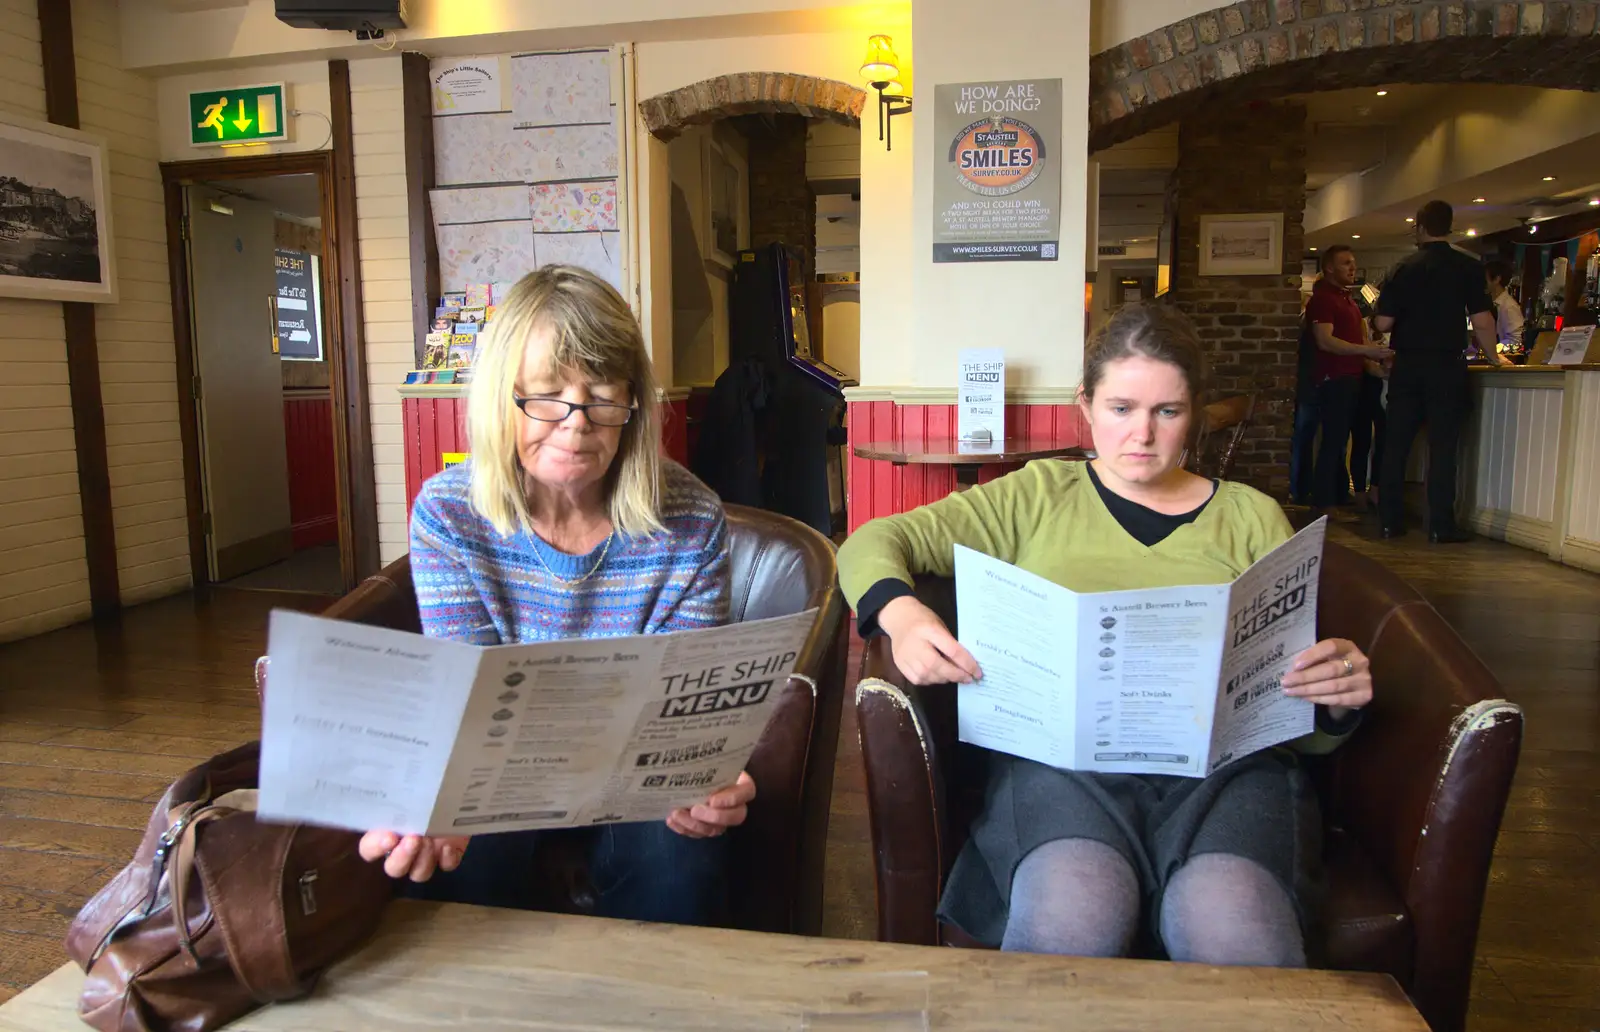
1482, 260, 1521, 367
837, 302, 1373, 967
1373, 200, 1499, 542
357, 265, 748, 924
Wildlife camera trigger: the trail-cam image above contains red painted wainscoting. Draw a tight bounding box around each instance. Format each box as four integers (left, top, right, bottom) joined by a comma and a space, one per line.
403, 394, 470, 515
402, 393, 696, 515
846, 402, 1087, 533
283, 391, 339, 549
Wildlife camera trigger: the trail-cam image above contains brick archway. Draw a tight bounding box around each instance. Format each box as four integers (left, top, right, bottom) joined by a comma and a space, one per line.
1089, 1, 1600, 150
639, 72, 866, 140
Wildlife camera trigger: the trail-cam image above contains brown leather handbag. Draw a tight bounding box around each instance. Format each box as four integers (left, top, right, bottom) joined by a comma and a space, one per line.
64, 740, 394, 1031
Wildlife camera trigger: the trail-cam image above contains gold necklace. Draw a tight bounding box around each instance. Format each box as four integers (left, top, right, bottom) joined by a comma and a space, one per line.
533, 529, 615, 585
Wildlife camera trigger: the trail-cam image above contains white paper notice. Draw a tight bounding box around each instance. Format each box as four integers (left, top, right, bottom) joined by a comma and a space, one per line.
957, 348, 1005, 443
950, 519, 1326, 777
1550, 325, 1595, 365
258, 609, 817, 835
431, 57, 506, 115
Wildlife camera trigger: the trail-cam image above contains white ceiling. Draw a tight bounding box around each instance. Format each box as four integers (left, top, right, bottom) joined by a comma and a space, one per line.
1096, 127, 1176, 253
1302, 84, 1457, 191
1305, 134, 1600, 250
207, 173, 322, 221
1096, 82, 1600, 255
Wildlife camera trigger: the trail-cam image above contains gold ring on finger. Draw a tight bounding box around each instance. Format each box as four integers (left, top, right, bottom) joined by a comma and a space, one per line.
1342, 656, 1354, 677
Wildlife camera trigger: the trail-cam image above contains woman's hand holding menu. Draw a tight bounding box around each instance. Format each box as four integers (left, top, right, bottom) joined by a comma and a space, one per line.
879, 596, 983, 686
359, 831, 469, 882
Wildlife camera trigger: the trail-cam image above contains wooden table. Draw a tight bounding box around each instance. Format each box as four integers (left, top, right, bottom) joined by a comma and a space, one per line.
1, 901, 1429, 1030
853, 437, 1088, 488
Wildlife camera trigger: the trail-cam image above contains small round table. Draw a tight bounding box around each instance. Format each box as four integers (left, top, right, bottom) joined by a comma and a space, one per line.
852, 436, 1089, 489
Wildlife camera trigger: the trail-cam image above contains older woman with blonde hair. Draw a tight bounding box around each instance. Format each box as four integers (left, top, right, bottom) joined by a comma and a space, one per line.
357, 265, 748, 925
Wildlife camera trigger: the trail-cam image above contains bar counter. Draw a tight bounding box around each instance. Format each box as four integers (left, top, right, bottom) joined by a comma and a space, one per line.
1460, 363, 1600, 573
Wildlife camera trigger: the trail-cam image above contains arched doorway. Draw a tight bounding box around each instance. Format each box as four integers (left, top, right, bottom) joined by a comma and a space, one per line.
1088, 1, 1600, 151
637, 73, 867, 536
1084, 3, 1600, 500
639, 72, 866, 140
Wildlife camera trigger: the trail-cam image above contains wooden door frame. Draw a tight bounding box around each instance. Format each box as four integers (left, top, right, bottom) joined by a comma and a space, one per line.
160, 149, 370, 594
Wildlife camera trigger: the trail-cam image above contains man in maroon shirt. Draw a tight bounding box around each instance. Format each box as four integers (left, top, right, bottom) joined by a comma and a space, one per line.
1305, 246, 1393, 513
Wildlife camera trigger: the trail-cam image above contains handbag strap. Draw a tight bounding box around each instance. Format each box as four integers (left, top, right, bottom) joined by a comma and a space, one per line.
198, 820, 310, 1003
168, 806, 232, 964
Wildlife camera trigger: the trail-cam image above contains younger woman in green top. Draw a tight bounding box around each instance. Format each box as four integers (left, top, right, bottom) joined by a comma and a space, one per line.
837, 303, 1373, 966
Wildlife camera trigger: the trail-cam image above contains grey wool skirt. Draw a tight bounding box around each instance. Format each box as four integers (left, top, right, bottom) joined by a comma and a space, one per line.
936, 747, 1324, 952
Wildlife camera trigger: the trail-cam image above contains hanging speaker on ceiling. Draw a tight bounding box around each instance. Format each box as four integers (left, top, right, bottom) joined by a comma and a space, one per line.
274, 0, 406, 33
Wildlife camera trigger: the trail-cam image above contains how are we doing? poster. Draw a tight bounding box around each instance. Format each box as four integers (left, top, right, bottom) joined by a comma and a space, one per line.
933, 77, 1063, 263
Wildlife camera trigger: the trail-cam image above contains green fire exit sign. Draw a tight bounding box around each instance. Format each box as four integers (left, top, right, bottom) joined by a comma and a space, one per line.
189, 84, 287, 146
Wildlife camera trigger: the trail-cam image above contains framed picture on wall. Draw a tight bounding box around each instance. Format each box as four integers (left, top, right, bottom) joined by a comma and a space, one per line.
704, 135, 747, 269
0, 111, 117, 303
1197, 212, 1284, 277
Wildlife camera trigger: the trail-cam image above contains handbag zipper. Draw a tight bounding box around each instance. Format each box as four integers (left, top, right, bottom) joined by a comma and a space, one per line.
141, 811, 197, 917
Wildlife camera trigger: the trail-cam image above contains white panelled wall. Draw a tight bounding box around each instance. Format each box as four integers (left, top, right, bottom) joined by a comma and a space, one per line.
1462, 374, 1564, 548
1461, 368, 1600, 575
347, 56, 413, 565
74, 0, 188, 605
1559, 371, 1600, 567
0, 0, 88, 641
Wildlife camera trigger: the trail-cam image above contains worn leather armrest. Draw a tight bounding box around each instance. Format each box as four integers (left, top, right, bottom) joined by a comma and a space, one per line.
856, 633, 950, 946
1321, 600, 1522, 1032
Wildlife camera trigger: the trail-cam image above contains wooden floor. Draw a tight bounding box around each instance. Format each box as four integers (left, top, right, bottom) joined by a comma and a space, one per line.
2, 529, 1597, 1030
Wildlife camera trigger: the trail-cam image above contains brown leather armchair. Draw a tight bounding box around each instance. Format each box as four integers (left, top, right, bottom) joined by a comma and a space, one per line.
854, 540, 1521, 1032
257, 504, 846, 936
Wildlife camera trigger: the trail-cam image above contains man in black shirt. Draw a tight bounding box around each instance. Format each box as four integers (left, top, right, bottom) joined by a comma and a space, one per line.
1373, 200, 1498, 543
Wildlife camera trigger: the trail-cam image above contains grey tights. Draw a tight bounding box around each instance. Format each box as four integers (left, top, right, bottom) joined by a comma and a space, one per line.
1001, 838, 1306, 967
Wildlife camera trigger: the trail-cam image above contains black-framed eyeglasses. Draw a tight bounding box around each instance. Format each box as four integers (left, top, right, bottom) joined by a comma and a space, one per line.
513, 396, 636, 427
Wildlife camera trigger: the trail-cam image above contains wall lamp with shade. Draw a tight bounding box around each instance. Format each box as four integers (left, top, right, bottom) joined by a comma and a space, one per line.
861, 34, 912, 151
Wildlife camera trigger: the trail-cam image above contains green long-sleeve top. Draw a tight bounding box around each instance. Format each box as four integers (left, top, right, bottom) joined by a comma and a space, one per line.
838, 458, 1359, 755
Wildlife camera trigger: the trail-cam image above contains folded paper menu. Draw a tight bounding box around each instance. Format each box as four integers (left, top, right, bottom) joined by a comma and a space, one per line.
258, 609, 817, 835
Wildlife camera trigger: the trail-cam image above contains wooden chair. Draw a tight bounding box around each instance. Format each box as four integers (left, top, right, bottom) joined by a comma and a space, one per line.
854, 542, 1522, 1032
1187, 392, 1256, 479
256, 504, 848, 936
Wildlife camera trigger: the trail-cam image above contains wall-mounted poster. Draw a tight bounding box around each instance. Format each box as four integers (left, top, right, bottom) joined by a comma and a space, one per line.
274, 248, 323, 360
0, 112, 117, 303
932, 78, 1062, 264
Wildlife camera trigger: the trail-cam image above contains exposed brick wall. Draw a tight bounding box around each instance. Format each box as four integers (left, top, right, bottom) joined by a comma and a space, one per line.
640, 73, 865, 141
1170, 101, 1307, 498
1090, 1, 1600, 149
736, 114, 817, 287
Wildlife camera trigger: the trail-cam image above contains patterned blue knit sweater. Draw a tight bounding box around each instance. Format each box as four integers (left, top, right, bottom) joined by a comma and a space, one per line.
409, 461, 729, 645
